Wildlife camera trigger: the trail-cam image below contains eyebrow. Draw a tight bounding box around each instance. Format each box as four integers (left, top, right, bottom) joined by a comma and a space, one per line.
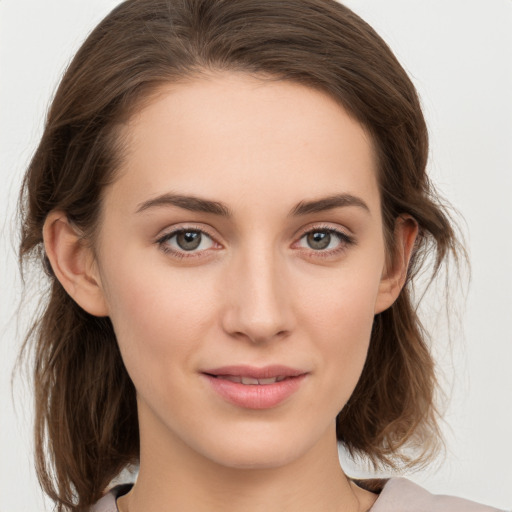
289, 194, 370, 216
135, 192, 370, 217
136, 193, 232, 216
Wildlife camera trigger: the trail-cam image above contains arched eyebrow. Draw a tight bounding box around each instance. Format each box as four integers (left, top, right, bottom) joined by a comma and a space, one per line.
136, 193, 232, 216
135, 192, 370, 217
289, 194, 370, 216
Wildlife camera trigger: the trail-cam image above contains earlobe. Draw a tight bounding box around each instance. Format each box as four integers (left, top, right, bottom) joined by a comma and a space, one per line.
43, 211, 109, 317
374, 215, 418, 314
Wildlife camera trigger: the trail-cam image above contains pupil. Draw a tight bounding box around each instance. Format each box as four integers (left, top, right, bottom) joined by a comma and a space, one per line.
177, 231, 201, 250
307, 231, 330, 250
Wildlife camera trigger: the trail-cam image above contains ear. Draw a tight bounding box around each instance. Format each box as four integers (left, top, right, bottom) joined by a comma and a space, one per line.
43, 211, 109, 317
374, 215, 418, 314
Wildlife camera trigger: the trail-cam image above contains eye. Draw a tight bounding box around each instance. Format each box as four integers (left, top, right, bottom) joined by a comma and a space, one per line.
157, 228, 216, 255
296, 227, 354, 254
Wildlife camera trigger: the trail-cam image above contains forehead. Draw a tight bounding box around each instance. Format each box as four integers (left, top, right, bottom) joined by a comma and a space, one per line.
109, 72, 380, 216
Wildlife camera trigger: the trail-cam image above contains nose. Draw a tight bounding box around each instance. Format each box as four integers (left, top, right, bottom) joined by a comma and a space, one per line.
221, 246, 295, 344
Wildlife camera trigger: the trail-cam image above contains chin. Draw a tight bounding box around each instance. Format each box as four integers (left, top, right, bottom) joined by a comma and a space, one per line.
205, 444, 302, 471
190, 422, 328, 471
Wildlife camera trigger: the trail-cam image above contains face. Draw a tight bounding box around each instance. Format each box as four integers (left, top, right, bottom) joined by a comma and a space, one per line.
92, 72, 398, 470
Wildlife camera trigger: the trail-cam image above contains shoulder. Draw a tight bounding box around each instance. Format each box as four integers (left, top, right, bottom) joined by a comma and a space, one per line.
372, 478, 507, 512
88, 479, 508, 512
89, 484, 133, 512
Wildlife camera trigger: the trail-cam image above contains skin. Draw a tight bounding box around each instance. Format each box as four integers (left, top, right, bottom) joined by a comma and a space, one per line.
44, 72, 417, 512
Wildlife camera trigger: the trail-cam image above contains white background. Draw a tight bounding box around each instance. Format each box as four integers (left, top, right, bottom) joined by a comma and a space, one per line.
1, 1, 511, 510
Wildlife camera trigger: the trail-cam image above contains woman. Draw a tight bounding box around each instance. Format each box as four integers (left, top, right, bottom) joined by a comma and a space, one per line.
16, 0, 507, 511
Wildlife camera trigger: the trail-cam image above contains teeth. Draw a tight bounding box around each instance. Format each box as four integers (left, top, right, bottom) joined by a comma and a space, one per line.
217, 375, 286, 385
258, 377, 278, 384
222, 375, 242, 383
241, 376, 260, 385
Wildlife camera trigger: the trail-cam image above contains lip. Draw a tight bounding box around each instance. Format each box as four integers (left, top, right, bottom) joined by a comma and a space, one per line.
201, 365, 308, 410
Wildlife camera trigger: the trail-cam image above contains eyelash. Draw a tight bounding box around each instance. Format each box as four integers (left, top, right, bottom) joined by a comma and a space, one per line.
156, 225, 219, 259
155, 224, 355, 259
294, 225, 356, 258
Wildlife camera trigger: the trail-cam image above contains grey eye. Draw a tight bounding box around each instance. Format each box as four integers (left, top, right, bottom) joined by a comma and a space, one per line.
157, 228, 216, 256
306, 231, 332, 250
176, 231, 203, 251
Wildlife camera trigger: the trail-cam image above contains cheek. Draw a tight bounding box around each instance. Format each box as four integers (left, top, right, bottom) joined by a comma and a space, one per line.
100, 254, 220, 382
298, 260, 383, 401
301, 254, 382, 338
319, 290, 375, 375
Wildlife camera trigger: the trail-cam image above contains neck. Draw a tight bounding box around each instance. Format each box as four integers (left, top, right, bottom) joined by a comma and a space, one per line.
119, 426, 376, 512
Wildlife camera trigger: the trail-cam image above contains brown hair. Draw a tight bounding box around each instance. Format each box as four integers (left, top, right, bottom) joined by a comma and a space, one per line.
18, 0, 460, 509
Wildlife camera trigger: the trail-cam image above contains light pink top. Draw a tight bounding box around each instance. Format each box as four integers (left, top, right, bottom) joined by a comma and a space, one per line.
90, 478, 508, 511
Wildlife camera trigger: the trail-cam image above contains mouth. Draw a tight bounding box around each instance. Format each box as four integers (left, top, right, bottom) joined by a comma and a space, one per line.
208, 375, 289, 385
201, 365, 308, 409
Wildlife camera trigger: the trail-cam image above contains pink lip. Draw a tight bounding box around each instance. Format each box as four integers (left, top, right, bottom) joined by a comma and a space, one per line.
201, 365, 308, 410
